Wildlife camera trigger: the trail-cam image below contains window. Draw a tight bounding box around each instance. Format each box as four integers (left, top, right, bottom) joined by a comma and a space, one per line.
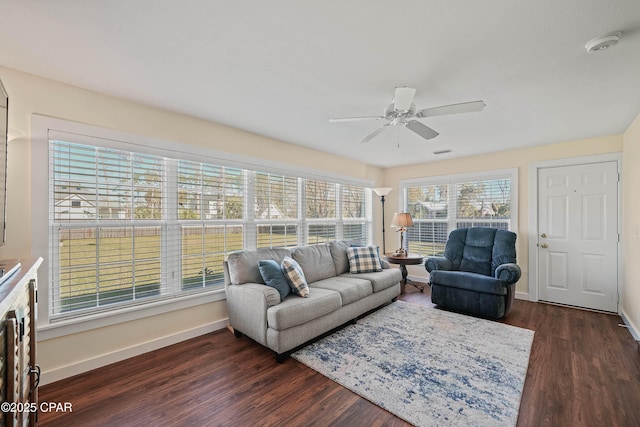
341, 184, 370, 241
177, 161, 244, 290
48, 130, 372, 321
401, 170, 517, 256
305, 179, 337, 244
255, 172, 299, 248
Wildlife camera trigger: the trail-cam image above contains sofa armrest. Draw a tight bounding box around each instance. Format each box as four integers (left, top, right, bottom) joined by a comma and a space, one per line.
425, 256, 452, 273
495, 263, 521, 284
225, 283, 281, 346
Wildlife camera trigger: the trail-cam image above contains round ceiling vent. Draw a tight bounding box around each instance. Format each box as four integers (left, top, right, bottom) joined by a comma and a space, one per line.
585, 32, 622, 53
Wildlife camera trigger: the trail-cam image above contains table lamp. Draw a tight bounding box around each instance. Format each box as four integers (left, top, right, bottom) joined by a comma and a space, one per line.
390, 212, 413, 256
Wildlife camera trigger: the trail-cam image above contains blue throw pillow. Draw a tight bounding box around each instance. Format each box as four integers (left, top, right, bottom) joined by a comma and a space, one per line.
258, 260, 291, 302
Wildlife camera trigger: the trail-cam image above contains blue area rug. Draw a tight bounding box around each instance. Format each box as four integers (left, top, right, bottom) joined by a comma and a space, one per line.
292, 301, 534, 427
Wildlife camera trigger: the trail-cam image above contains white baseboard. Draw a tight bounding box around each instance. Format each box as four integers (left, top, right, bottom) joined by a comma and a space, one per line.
406, 275, 428, 284
619, 308, 640, 341
515, 291, 529, 301
40, 318, 229, 386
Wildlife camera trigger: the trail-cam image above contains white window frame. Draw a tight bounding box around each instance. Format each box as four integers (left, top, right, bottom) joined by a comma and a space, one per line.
32, 115, 373, 339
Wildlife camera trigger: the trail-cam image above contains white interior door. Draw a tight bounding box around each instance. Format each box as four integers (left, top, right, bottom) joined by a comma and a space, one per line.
537, 161, 618, 312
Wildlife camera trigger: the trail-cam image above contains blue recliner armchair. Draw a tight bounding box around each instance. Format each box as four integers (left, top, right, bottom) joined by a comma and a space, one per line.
425, 227, 521, 319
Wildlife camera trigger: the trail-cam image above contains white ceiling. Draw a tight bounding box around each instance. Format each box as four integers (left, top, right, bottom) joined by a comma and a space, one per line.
1, 0, 639, 167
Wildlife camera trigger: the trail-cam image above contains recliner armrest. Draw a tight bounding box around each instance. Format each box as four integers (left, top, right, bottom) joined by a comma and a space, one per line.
495, 263, 521, 284
425, 256, 452, 273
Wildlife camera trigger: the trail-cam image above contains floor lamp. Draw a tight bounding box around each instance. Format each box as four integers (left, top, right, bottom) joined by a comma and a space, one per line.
373, 187, 393, 254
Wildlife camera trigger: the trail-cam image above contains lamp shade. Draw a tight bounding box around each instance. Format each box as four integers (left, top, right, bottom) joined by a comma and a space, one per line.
373, 187, 393, 197
390, 212, 413, 228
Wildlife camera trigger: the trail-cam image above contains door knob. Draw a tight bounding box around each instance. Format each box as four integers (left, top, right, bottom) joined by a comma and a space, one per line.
540, 233, 547, 238
540, 243, 548, 248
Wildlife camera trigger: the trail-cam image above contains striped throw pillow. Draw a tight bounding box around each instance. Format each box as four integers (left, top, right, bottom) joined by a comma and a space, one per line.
347, 246, 383, 273
281, 256, 309, 297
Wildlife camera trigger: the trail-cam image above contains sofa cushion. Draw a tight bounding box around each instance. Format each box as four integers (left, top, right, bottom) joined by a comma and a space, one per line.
347, 246, 382, 273
341, 268, 402, 293
328, 240, 364, 275
267, 287, 342, 331
281, 256, 310, 297
258, 260, 291, 302
227, 248, 291, 285
310, 276, 372, 305
291, 244, 336, 283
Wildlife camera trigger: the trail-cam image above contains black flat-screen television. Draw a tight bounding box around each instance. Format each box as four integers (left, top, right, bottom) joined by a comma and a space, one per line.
0, 79, 7, 247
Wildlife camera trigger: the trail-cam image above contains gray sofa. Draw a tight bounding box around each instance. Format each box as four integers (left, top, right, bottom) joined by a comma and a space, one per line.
224, 241, 402, 361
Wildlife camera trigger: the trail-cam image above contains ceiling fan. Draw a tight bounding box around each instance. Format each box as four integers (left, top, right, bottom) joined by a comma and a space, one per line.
329, 87, 485, 144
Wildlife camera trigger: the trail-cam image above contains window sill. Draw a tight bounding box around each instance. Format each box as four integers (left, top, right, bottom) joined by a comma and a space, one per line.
37, 289, 226, 341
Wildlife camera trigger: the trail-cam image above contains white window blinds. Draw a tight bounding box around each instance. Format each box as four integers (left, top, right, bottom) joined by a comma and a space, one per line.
49, 133, 373, 319
255, 172, 299, 248
402, 170, 517, 256
51, 141, 169, 315
305, 179, 337, 244
177, 160, 244, 220
341, 184, 370, 242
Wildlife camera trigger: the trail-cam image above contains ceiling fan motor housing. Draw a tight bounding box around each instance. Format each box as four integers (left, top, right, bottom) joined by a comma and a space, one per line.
384, 102, 416, 119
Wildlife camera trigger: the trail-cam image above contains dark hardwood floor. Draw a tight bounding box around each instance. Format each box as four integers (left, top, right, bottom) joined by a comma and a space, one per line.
39, 286, 640, 427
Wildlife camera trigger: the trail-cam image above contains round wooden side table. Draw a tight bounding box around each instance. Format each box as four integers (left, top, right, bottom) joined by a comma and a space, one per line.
384, 253, 425, 293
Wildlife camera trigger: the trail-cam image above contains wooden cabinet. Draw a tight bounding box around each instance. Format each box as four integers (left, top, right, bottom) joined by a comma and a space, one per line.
0, 259, 42, 427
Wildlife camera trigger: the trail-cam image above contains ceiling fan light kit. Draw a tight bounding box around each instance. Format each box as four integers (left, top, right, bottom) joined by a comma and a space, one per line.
585, 31, 622, 53
330, 87, 485, 144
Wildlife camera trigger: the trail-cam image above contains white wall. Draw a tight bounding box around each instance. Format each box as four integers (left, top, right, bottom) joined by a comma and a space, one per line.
382, 135, 624, 297
622, 112, 640, 338
0, 66, 385, 384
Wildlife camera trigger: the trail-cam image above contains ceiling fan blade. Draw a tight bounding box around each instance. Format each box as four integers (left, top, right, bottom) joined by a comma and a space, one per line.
393, 87, 416, 112
360, 123, 390, 143
329, 116, 384, 123
406, 120, 439, 140
416, 100, 486, 118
